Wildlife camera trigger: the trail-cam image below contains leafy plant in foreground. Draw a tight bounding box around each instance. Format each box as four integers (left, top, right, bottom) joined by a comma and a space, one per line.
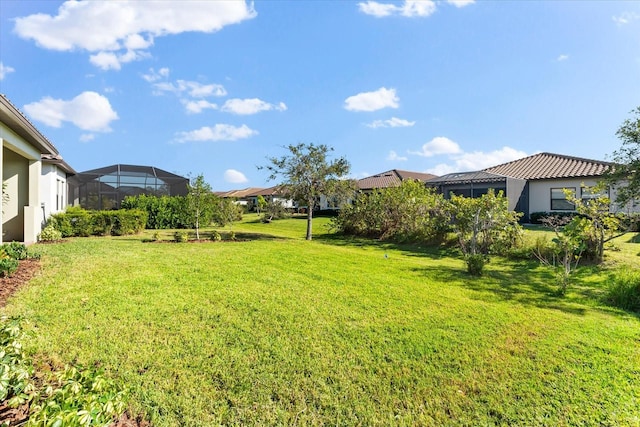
0, 316, 35, 410
27, 366, 127, 427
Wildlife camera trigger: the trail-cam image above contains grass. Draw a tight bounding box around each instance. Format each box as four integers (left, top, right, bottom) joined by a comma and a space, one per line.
3, 217, 640, 426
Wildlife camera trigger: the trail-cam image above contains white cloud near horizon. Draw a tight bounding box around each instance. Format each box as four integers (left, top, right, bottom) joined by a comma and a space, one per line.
387, 150, 408, 161
14, 1, 257, 70
613, 11, 640, 25
409, 136, 462, 157
175, 124, 258, 143
425, 146, 529, 175
344, 87, 399, 112
447, 0, 475, 8
224, 169, 249, 184
221, 98, 287, 115
358, 0, 436, 17
23, 91, 118, 132
153, 80, 227, 98
358, 0, 473, 17
183, 100, 219, 114
557, 54, 569, 61
367, 117, 415, 128
79, 133, 96, 142
0, 62, 15, 80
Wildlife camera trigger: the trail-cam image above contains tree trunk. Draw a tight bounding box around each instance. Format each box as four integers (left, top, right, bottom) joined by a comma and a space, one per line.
306, 200, 313, 240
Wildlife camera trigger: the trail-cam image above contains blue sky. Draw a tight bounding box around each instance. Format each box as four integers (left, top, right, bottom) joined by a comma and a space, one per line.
1, 0, 639, 190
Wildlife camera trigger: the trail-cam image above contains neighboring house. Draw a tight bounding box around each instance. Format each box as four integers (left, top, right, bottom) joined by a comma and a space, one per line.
318, 169, 438, 211
357, 169, 438, 192
69, 164, 189, 210
428, 152, 636, 221
216, 187, 295, 211
41, 153, 76, 223
1, 94, 73, 243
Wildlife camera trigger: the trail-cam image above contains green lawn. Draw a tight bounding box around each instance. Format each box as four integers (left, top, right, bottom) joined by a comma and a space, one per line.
4, 216, 640, 426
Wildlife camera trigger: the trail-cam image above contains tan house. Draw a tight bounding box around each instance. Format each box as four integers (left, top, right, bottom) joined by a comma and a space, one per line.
428, 152, 636, 221
1, 94, 73, 243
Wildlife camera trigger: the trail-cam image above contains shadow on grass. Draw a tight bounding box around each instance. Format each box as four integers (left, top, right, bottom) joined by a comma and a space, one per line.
315, 232, 461, 260
628, 233, 640, 244
128, 231, 290, 243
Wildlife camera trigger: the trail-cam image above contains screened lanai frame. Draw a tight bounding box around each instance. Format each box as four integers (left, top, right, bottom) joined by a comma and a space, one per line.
69, 164, 189, 210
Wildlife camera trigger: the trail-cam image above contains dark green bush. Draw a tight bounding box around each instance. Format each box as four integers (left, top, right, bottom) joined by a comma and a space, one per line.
465, 254, 486, 276
48, 209, 147, 237
604, 270, 640, 313
174, 230, 189, 242
0, 257, 19, 277
1, 242, 28, 260
529, 211, 577, 225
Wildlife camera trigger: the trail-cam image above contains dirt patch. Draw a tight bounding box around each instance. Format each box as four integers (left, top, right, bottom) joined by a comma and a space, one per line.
0, 258, 41, 308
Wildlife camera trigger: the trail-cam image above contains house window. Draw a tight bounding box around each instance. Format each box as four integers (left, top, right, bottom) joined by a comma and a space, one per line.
581, 185, 608, 201
550, 188, 576, 210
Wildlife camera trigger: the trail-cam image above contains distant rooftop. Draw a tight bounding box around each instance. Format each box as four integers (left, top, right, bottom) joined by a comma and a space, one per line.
358, 169, 437, 190
483, 152, 612, 180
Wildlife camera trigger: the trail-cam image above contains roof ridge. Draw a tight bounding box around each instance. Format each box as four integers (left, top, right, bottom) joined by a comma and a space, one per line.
1, 93, 59, 155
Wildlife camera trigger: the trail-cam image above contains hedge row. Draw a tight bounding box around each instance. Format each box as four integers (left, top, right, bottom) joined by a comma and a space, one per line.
47, 207, 147, 237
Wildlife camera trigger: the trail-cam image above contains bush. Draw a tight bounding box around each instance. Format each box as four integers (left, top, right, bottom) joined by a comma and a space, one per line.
0, 257, 19, 277
38, 224, 62, 242
48, 209, 147, 237
210, 230, 222, 241
465, 254, 486, 276
1, 242, 28, 260
174, 230, 189, 242
604, 270, 640, 313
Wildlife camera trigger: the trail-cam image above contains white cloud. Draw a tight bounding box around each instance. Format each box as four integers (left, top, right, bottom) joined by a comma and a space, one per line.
344, 87, 399, 112
425, 146, 529, 175
358, 0, 436, 18
0, 62, 15, 80
14, 1, 256, 70
557, 54, 569, 62
182, 100, 218, 114
175, 124, 258, 143
367, 117, 415, 128
142, 67, 170, 83
387, 150, 408, 162
409, 136, 462, 157
447, 0, 475, 8
221, 98, 287, 115
154, 80, 227, 98
79, 133, 95, 142
142, 68, 229, 113
613, 11, 640, 25
224, 169, 248, 184
23, 91, 118, 132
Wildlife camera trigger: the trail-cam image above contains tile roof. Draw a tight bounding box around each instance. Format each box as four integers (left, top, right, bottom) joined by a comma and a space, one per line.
427, 171, 507, 185
216, 187, 266, 198
483, 152, 612, 180
357, 169, 437, 190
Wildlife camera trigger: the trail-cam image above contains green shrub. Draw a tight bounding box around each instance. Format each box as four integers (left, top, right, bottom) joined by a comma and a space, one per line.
227, 231, 237, 241
604, 270, 640, 313
174, 230, 189, 242
0, 316, 35, 409
38, 224, 62, 242
210, 230, 222, 241
151, 231, 161, 241
48, 209, 147, 238
1, 242, 28, 260
465, 254, 486, 276
0, 257, 19, 277
28, 365, 128, 427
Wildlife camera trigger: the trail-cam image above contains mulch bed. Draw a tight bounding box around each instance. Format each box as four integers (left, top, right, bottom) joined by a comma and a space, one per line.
0, 258, 41, 308
0, 259, 150, 426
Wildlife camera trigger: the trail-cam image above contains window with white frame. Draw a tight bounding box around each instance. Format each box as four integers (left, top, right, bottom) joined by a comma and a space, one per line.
550, 187, 576, 210
580, 185, 609, 201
